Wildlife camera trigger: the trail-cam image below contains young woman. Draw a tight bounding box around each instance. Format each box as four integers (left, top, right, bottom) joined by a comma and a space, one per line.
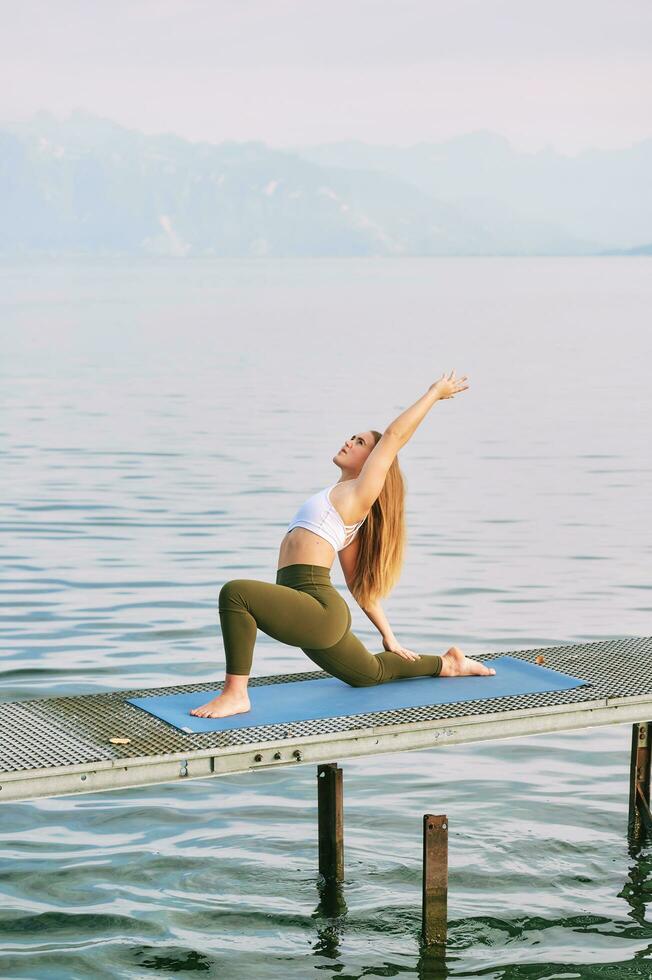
191, 369, 495, 719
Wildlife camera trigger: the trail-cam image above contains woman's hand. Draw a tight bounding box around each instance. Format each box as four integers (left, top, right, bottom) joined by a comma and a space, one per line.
382, 635, 421, 661
430, 369, 469, 400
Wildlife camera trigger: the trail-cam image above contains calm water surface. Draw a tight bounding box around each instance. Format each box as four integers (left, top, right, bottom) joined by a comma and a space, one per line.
1, 256, 651, 978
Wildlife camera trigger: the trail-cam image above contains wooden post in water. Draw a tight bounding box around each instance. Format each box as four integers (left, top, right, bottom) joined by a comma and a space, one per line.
628, 722, 652, 844
422, 814, 448, 948
317, 763, 344, 881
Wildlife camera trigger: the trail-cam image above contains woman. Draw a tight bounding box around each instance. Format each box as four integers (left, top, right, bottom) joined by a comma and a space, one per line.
191, 369, 495, 719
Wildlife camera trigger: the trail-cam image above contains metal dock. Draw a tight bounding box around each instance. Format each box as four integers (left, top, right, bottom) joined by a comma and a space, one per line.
2, 634, 652, 948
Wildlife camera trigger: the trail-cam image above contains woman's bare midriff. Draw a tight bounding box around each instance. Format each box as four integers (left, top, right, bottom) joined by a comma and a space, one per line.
277, 483, 368, 571
277, 527, 338, 571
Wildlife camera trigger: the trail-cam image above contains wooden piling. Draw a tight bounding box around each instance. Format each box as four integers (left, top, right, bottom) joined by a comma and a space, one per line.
422, 813, 448, 947
628, 722, 652, 844
317, 763, 344, 881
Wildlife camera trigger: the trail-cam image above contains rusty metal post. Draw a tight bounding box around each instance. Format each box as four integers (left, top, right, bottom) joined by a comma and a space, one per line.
628, 722, 652, 844
317, 763, 344, 881
422, 813, 448, 947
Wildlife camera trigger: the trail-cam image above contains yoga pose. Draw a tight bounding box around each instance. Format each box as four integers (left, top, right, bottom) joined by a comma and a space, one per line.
191, 370, 495, 719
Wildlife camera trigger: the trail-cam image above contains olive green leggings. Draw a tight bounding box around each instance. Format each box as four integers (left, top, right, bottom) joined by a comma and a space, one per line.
218, 563, 443, 687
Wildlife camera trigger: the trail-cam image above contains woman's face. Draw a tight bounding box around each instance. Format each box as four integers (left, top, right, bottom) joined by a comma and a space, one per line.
333, 431, 376, 474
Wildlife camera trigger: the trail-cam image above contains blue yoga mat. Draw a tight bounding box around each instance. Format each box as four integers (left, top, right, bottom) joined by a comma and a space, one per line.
127, 656, 589, 734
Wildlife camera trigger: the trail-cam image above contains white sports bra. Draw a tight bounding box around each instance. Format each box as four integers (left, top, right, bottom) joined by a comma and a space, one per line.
286, 484, 367, 552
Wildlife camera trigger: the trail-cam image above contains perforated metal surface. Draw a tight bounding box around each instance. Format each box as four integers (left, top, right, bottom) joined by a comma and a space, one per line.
1, 636, 651, 776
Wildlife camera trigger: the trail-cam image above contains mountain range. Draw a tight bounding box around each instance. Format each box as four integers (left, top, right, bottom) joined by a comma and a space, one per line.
1, 110, 650, 257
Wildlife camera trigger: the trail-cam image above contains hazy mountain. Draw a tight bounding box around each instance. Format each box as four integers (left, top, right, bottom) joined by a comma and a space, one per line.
0, 110, 641, 258
600, 241, 652, 256
291, 132, 652, 251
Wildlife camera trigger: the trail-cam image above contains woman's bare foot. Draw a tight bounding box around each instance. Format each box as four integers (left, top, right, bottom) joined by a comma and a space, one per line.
439, 645, 496, 677
189, 690, 251, 719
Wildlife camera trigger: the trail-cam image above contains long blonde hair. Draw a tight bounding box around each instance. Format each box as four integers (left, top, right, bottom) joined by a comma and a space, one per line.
348, 430, 407, 608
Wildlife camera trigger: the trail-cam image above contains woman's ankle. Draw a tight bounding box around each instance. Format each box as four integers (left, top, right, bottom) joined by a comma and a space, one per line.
223, 672, 250, 695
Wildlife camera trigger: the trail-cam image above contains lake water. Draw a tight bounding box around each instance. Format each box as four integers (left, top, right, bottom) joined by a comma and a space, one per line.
1, 256, 651, 978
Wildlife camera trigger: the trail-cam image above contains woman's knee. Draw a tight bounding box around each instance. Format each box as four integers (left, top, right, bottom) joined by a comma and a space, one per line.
303, 635, 383, 687
219, 579, 251, 612
345, 675, 378, 688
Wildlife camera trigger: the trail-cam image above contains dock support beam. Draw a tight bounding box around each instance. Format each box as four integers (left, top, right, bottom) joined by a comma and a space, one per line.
629, 722, 652, 844
317, 763, 344, 881
422, 814, 448, 948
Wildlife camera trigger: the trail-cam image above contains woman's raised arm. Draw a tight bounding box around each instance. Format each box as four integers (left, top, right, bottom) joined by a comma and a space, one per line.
386, 370, 469, 449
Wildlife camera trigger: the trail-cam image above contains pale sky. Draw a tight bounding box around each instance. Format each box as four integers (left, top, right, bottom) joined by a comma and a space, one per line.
2, 0, 651, 155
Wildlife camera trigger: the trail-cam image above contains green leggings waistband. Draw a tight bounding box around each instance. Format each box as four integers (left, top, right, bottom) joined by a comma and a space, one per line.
275, 563, 333, 587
